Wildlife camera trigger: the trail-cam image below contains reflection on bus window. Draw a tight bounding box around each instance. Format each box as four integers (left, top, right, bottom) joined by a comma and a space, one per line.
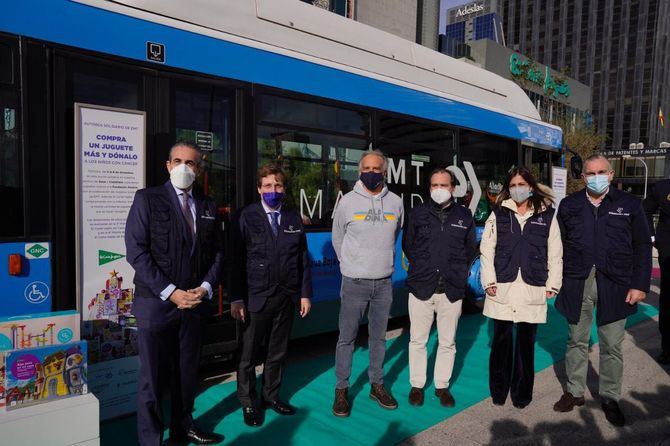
258, 125, 367, 228
459, 130, 517, 226
0, 91, 23, 237
174, 86, 235, 217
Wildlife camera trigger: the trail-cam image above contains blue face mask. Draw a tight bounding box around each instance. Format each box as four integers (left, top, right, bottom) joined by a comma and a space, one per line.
360, 171, 384, 191
262, 191, 284, 208
586, 174, 610, 194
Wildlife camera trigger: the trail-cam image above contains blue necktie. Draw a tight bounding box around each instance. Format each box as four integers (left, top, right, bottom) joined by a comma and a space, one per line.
270, 211, 279, 236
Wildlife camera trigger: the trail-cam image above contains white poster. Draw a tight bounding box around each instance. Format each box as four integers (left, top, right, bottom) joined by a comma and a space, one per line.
75, 104, 145, 419
552, 166, 568, 206
76, 104, 145, 321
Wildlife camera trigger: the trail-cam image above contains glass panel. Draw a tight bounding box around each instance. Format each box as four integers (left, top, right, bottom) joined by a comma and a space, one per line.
259, 95, 368, 136
73, 71, 139, 109
459, 130, 518, 226
257, 125, 368, 228
0, 89, 22, 237
654, 156, 665, 177
529, 148, 553, 185
173, 85, 235, 216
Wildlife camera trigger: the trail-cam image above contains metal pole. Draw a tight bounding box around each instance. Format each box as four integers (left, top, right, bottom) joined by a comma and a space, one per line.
638, 157, 648, 198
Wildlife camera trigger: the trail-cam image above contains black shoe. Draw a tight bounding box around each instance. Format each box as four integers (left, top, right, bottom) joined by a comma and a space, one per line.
492, 399, 505, 406
601, 400, 625, 427
170, 427, 223, 445
370, 383, 398, 410
242, 406, 263, 427
553, 392, 585, 412
513, 402, 528, 409
408, 387, 424, 406
658, 351, 670, 364
264, 400, 296, 415
333, 388, 350, 417
435, 388, 455, 407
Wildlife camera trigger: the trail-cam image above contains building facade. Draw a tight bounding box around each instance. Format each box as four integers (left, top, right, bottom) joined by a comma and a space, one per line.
500, 0, 670, 149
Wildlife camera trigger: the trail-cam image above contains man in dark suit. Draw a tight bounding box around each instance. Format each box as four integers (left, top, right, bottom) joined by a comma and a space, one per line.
643, 179, 670, 364
228, 163, 312, 427
125, 141, 224, 445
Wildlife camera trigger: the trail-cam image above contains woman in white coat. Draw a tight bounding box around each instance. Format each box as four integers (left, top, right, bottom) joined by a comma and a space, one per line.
480, 166, 562, 409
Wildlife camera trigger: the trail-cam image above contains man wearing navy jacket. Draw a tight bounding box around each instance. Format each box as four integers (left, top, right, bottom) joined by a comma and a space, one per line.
643, 178, 670, 364
402, 168, 476, 407
125, 141, 224, 445
553, 154, 651, 427
228, 163, 312, 427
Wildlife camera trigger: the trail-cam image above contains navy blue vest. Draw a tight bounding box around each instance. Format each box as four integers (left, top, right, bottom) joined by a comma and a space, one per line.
404, 202, 475, 301
493, 206, 555, 286
239, 204, 306, 311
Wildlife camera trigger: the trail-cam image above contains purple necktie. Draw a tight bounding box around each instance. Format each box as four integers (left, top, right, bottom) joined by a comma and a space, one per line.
181, 193, 195, 240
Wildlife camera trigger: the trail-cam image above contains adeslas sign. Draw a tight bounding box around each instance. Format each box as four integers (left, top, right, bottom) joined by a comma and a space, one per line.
455, 3, 484, 17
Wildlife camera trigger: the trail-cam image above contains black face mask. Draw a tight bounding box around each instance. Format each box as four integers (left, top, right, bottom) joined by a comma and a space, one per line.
360, 171, 384, 191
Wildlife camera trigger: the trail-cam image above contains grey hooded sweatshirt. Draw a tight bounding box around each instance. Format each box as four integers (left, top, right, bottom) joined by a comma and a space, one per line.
332, 180, 404, 279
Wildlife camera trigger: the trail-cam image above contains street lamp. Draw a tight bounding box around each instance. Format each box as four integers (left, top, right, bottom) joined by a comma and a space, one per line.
622, 152, 648, 198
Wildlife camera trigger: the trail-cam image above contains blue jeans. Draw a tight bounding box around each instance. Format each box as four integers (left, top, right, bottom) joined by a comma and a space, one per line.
335, 276, 393, 389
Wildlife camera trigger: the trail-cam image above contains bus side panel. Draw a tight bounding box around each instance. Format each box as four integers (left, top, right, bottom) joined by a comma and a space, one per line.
294, 232, 408, 338
0, 242, 52, 317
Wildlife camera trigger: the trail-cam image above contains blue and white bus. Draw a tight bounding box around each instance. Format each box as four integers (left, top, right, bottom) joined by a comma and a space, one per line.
0, 0, 562, 359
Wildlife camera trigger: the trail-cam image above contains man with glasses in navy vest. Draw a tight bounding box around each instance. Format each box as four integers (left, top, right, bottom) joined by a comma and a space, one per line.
553, 154, 651, 427
228, 163, 312, 428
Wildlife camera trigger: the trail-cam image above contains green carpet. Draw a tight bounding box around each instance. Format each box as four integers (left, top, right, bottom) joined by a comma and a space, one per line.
101, 300, 659, 445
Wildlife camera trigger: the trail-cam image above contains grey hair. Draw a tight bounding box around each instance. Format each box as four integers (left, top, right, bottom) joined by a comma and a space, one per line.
583, 154, 612, 171
168, 140, 203, 164
358, 149, 388, 172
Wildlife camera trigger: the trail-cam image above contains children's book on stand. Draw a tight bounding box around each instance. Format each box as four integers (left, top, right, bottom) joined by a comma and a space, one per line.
4, 341, 88, 411
0, 310, 81, 410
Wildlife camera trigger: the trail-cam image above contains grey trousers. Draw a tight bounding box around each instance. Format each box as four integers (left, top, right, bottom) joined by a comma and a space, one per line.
335, 276, 393, 389
565, 267, 626, 402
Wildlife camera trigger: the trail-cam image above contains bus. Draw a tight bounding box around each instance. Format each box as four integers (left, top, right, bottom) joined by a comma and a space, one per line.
0, 0, 563, 364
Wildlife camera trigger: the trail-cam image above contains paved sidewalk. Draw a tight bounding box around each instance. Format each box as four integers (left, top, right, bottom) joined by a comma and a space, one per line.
398, 302, 670, 445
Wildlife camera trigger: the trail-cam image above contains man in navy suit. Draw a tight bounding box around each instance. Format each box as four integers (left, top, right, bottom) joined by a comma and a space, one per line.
125, 141, 224, 445
228, 163, 312, 427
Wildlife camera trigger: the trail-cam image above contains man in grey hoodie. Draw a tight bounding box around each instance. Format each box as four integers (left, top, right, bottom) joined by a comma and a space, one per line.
331, 149, 404, 417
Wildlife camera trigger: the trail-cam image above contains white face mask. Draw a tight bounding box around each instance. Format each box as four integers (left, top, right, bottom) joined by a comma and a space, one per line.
430, 187, 452, 205
170, 163, 196, 190
509, 185, 531, 203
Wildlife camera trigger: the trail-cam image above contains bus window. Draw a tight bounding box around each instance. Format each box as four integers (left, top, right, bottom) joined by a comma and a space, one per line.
257, 95, 370, 229
172, 84, 235, 217
0, 89, 22, 237
257, 126, 367, 228
376, 115, 455, 211
459, 130, 518, 225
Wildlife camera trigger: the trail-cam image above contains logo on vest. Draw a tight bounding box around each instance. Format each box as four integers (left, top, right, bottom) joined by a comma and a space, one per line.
200, 209, 215, 220
450, 219, 468, 229
283, 224, 302, 234
608, 207, 630, 216
530, 216, 547, 226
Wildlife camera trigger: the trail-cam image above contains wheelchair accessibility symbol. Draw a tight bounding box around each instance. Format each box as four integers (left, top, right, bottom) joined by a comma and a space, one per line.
24, 281, 49, 304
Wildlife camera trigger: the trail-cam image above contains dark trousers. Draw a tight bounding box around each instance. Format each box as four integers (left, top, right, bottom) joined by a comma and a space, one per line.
136, 310, 205, 446
489, 319, 538, 406
659, 255, 670, 353
237, 295, 294, 407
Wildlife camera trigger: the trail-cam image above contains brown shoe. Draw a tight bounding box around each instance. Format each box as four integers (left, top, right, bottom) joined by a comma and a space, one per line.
408, 387, 424, 406
435, 388, 455, 407
333, 388, 350, 417
553, 392, 585, 412
369, 383, 398, 410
